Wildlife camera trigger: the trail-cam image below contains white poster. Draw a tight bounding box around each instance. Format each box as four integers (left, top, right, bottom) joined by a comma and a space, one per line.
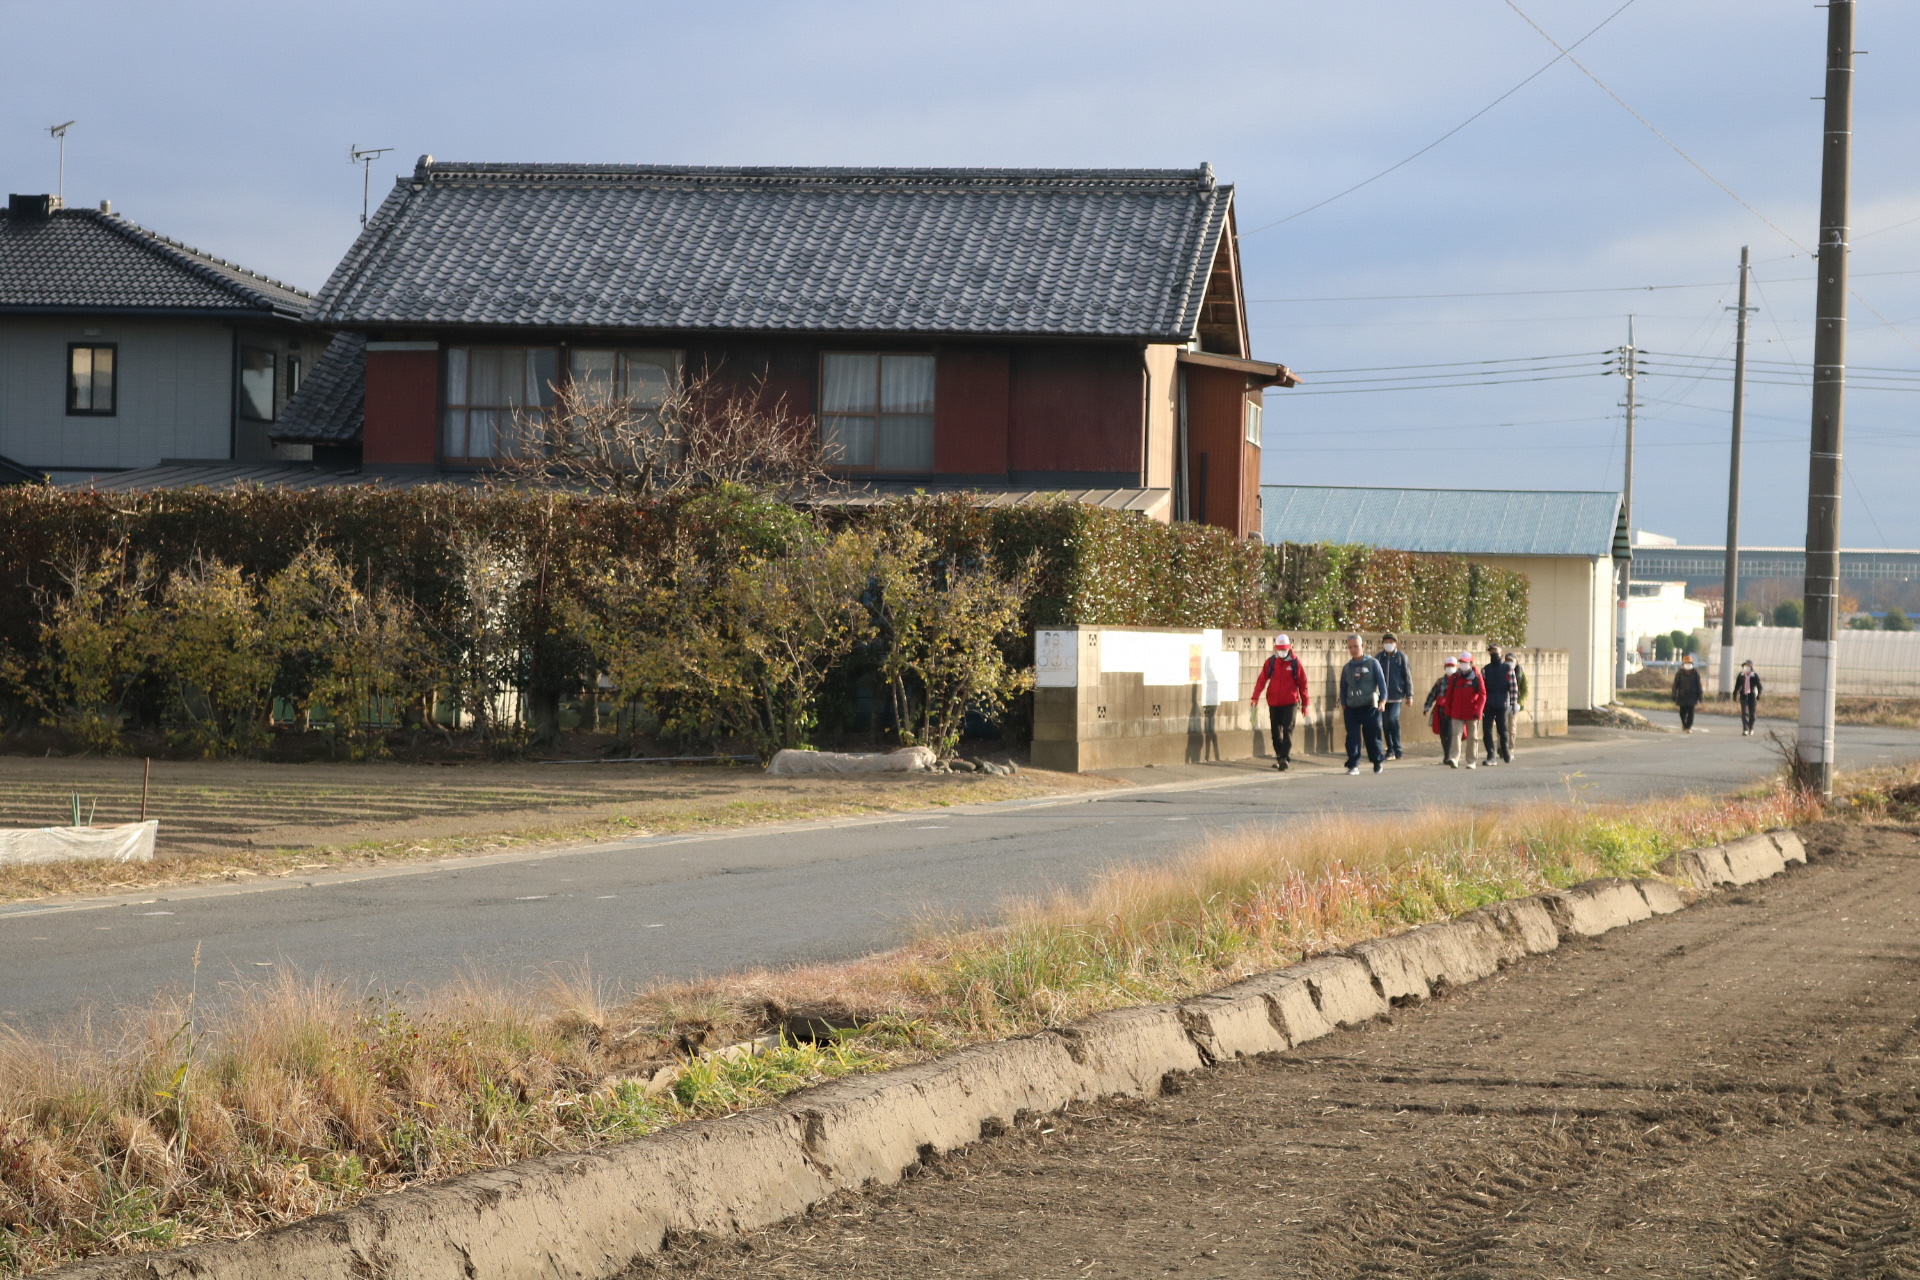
1035, 629, 1078, 687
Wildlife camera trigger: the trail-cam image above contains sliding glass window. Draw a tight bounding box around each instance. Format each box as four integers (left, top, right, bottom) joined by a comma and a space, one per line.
67, 344, 116, 416
443, 347, 558, 462
820, 353, 934, 472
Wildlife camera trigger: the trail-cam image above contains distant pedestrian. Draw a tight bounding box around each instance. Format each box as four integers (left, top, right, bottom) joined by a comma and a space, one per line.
1734, 659, 1763, 736
1480, 643, 1523, 765
1672, 654, 1704, 732
1376, 631, 1414, 761
1250, 634, 1311, 771
1437, 649, 1487, 768
1338, 632, 1389, 775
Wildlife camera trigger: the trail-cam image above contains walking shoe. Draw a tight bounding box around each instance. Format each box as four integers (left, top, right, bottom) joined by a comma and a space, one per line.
1346, 766, 1360, 775
1465, 761, 1478, 769
1445, 758, 1458, 769
1280, 759, 1290, 771
1372, 760, 1383, 774
1392, 751, 1404, 760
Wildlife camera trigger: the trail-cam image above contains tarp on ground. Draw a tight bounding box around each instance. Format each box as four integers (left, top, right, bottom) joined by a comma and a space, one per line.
0, 820, 158, 866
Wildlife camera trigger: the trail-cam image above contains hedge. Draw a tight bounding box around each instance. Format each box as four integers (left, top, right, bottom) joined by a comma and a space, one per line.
0, 485, 1526, 743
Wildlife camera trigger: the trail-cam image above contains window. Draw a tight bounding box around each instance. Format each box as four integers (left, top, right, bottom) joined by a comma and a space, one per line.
67, 344, 116, 416
287, 356, 304, 397
239, 347, 276, 421
443, 347, 558, 461
1244, 398, 1263, 447
567, 348, 680, 416
820, 353, 934, 472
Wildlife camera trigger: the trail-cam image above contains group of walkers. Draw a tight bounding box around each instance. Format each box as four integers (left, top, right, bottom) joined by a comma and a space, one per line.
1249, 633, 1527, 775
1669, 654, 1765, 736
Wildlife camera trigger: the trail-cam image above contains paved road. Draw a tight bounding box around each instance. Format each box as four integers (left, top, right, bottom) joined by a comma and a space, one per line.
634, 820, 1920, 1279
4, 714, 1917, 1026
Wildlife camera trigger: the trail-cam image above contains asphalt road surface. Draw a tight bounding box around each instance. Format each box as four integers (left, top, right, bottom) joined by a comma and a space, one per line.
4, 713, 1917, 1026
632, 819, 1920, 1280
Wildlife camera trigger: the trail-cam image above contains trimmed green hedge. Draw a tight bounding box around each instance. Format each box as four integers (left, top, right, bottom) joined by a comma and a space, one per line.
0, 486, 1526, 740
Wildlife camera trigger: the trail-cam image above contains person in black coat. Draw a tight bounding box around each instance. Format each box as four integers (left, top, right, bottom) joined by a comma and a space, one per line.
1733, 659, 1763, 736
1376, 632, 1414, 761
1480, 643, 1523, 765
1671, 654, 1705, 732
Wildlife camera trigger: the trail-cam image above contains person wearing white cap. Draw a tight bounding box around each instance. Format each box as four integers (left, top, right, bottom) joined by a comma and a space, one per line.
1435, 650, 1487, 768
1249, 634, 1311, 771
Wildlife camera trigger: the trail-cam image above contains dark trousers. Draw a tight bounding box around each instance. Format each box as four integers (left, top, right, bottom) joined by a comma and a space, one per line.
1343, 705, 1383, 768
1678, 702, 1697, 731
1381, 700, 1404, 757
1481, 707, 1512, 762
1740, 695, 1758, 732
1266, 702, 1298, 765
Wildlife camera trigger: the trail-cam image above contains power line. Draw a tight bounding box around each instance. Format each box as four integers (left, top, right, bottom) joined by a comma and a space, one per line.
1246, 267, 1920, 305
1240, 0, 1641, 236
1284, 370, 1612, 396
1291, 351, 1604, 374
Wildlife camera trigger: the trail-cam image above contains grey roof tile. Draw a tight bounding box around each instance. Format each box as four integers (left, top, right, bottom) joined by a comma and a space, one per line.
274, 332, 364, 443
0, 206, 311, 316
1261, 485, 1624, 558
310, 163, 1230, 339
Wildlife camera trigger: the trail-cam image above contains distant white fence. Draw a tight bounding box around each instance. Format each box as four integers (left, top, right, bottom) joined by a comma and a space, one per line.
1705, 626, 1920, 697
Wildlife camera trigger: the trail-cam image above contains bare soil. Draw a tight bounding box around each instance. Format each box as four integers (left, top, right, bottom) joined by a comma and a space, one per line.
0, 756, 1115, 903
635, 820, 1920, 1279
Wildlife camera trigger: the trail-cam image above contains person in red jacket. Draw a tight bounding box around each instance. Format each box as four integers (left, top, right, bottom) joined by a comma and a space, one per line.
1438, 649, 1487, 769
1250, 634, 1311, 772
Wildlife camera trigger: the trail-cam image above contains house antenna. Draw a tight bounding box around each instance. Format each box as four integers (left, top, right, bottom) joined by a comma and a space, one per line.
348, 145, 394, 227
47, 121, 75, 205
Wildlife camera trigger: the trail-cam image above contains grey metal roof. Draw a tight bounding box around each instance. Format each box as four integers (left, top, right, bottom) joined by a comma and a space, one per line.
310, 161, 1232, 339
57, 464, 471, 493
819, 482, 1169, 516
0, 206, 311, 317
274, 332, 365, 443
1261, 485, 1623, 558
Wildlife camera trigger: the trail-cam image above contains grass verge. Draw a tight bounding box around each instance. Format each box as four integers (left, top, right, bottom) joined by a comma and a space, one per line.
5, 767, 1903, 1273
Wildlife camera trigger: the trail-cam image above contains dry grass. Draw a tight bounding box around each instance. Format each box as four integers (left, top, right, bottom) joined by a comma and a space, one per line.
0, 771, 1862, 1273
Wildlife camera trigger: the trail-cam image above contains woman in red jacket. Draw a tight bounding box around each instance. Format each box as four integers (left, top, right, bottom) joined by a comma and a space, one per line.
1439, 650, 1487, 769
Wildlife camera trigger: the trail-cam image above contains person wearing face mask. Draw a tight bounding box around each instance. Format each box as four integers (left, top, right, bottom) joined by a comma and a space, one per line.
1338, 632, 1389, 775
1671, 651, 1704, 732
1436, 650, 1487, 768
1376, 632, 1414, 761
1250, 634, 1311, 771
1479, 642, 1523, 765
1733, 659, 1763, 736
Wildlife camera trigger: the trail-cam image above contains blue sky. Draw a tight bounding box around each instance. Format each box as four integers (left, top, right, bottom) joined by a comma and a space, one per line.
5, 1, 1916, 546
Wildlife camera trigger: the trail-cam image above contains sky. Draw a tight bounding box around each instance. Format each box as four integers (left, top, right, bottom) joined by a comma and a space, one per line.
4, 1, 1916, 547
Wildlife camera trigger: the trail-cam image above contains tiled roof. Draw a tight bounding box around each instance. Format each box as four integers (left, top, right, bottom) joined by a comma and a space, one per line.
310, 162, 1232, 340
274, 332, 365, 443
56, 464, 474, 493
1261, 485, 1624, 558
819, 482, 1169, 517
0, 205, 311, 316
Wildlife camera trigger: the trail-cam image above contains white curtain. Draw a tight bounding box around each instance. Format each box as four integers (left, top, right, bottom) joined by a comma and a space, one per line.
822, 353, 879, 412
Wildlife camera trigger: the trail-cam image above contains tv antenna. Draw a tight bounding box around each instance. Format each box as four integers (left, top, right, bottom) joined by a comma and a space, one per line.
47, 121, 75, 204
348, 145, 394, 226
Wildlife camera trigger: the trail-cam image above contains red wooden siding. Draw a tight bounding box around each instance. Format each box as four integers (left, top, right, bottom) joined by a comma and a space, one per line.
1006, 345, 1144, 478
934, 348, 1011, 475
363, 350, 440, 465
1183, 363, 1259, 538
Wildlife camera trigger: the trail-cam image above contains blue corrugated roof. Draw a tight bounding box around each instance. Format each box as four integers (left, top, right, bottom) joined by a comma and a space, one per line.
1261, 485, 1623, 558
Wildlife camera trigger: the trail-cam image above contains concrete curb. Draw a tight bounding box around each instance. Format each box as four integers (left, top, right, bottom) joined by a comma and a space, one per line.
55, 827, 1810, 1280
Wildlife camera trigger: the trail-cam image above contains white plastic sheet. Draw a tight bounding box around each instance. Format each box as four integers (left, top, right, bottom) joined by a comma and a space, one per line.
766, 747, 936, 776
0, 820, 157, 867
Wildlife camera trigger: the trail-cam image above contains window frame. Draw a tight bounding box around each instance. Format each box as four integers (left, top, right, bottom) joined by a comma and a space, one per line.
66, 343, 118, 417
1244, 396, 1263, 447
239, 346, 277, 423
818, 350, 936, 475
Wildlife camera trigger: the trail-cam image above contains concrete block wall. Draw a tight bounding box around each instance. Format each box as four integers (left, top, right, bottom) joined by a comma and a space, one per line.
1032, 627, 1567, 773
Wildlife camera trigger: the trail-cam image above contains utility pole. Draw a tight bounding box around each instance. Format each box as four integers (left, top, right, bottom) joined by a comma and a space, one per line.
1798, 0, 1853, 798
1720, 247, 1755, 698
1614, 315, 1638, 693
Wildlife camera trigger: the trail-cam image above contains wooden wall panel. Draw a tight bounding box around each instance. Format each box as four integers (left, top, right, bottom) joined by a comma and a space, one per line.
1184, 363, 1256, 538
363, 350, 440, 465
1006, 344, 1144, 479
934, 348, 1010, 475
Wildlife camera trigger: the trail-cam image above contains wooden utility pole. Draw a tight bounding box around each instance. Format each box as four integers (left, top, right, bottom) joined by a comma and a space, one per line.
1799, 0, 1854, 797
1614, 316, 1638, 693
1719, 247, 1754, 698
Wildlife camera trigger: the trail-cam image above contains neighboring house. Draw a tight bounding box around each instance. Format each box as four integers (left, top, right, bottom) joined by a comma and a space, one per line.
1625, 580, 1708, 652
1, 193, 324, 479
1261, 484, 1628, 711
283, 159, 1293, 537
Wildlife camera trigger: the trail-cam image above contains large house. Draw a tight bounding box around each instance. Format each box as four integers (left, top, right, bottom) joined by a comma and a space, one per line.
279, 160, 1293, 536
0, 193, 322, 481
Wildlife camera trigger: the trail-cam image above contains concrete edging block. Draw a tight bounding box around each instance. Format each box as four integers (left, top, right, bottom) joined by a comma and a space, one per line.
1349, 918, 1506, 1004
1769, 829, 1808, 864
1461, 896, 1561, 959
1540, 878, 1655, 938
1633, 878, 1686, 915
1720, 833, 1788, 884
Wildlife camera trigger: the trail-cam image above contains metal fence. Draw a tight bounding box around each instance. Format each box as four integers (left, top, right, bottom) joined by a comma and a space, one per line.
1703, 626, 1920, 697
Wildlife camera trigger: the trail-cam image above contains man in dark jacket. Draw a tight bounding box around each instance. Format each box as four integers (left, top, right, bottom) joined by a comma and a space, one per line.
1672, 654, 1705, 732
1376, 631, 1414, 761
1733, 659, 1763, 736
1339, 633, 1389, 775
1480, 643, 1523, 765
1249, 634, 1311, 771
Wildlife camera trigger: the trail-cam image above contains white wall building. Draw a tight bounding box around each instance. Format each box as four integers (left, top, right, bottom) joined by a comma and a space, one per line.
1625, 580, 1708, 651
